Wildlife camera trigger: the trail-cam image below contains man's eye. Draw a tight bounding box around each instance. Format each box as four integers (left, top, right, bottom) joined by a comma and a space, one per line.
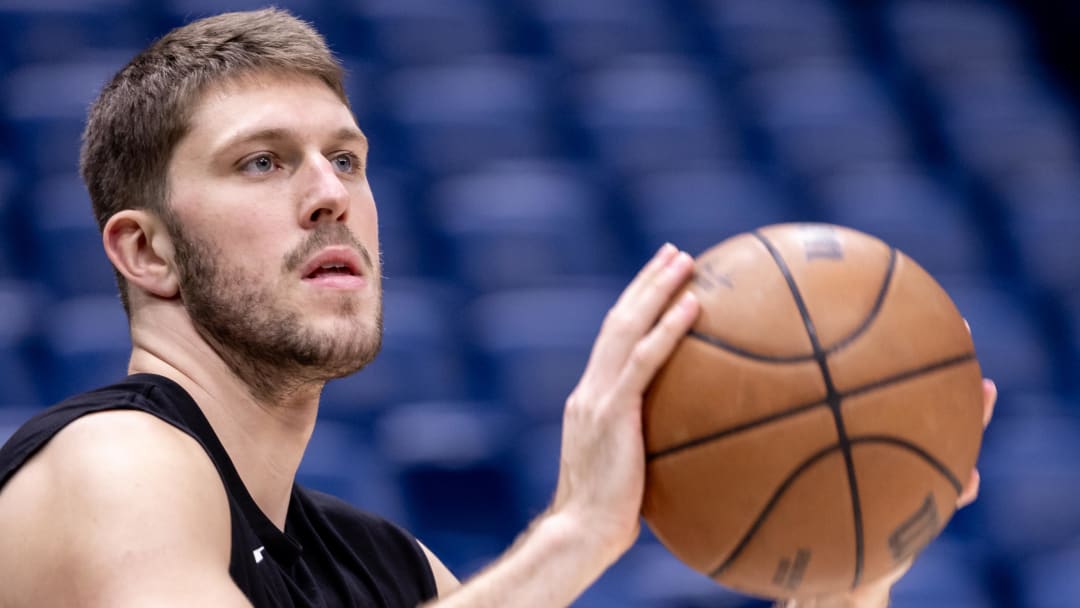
242, 154, 276, 174
332, 153, 360, 173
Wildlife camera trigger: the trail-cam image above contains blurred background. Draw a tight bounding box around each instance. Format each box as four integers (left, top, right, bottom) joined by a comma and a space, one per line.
0, 0, 1077, 605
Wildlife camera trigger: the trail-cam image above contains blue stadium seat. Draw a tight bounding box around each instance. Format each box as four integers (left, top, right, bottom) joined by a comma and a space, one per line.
814, 164, 988, 277
890, 539, 994, 607
589, 542, 768, 607
575, 54, 742, 174
366, 168, 429, 278
885, 1, 1076, 184
0, 1, 152, 67
935, 70, 1079, 182
428, 160, 621, 291
0, 280, 44, 406
28, 175, 116, 298
42, 294, 131, 403
341, 0, 502, 66
384, 57, 554, 175
743, 62, 913, 179
1018, 545, 1080, 608
296, 419, 406, 523
997, 391, 1080, 418
3, 59, 127, 177
702, 0, 851, 71
936, 279, 1054, 394
626, 166, 796, 257
0, 161, 20, 280
507, 420, 561, 518
161, 0, 320, 22
885, 0, 1027, 86
320, 277, 468, 418
524, 0, 680, 68
964, 411, 1080, 558
1065, 291, 1080, 383
336, 56, 380, 125
996, 165, 1080, 295
467, 282, 621, 420
373, 399, 523, 576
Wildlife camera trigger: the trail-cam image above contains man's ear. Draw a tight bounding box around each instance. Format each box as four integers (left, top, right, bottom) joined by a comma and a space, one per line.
102, 210, 180, 299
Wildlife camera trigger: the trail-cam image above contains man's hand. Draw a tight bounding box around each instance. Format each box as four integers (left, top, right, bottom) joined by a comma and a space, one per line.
425, 244, 700, 607
550, 243, 700, 564
778, 378, 997, 608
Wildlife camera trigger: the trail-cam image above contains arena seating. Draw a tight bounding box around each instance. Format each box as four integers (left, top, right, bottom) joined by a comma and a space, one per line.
1, 1, 1077, 605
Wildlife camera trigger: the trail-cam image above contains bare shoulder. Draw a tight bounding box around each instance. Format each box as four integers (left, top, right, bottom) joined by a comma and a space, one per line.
0, 409, 244, 607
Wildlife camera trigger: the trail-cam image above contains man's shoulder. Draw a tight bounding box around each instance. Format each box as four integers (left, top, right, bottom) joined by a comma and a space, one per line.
0, 408, 233, 604
47, 407, 208, 472
0, 407, 223, 522
0, 373, 200, 485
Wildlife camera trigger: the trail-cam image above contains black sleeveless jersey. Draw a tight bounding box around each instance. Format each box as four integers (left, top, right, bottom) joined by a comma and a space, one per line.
0, 374, 437, 607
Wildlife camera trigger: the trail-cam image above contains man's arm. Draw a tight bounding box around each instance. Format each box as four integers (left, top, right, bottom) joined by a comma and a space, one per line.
415, 243, 998, 608
0, 409, 251, 607
419, 244, 701, 607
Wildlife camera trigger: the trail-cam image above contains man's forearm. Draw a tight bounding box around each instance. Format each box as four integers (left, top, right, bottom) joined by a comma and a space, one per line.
424, 511, 620, 608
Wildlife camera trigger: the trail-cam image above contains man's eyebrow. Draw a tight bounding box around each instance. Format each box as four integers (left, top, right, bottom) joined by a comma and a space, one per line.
214, 126, 369, 155
217, 127, 291, 152
331, 127, 369, 149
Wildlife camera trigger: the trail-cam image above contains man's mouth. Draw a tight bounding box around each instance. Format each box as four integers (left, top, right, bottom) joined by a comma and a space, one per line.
300, 247, 367, 289
306, 262, 358, 279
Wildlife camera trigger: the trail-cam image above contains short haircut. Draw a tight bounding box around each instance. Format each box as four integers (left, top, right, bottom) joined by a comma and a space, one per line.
79, 8, 349, 312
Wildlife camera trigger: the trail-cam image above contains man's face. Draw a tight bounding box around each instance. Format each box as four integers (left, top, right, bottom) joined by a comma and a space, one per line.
164, 73, 382, 396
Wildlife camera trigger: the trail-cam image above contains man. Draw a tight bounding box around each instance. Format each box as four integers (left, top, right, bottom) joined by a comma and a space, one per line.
0, 8, 993, 607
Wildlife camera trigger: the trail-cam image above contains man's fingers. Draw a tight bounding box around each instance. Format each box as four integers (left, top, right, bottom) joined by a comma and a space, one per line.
957, 469, 980, 508
950, 378, 992, 512
982, 378, 997, 428
612, 250, 695, 332
588, 250, 696, 375
620, 291, 700, 395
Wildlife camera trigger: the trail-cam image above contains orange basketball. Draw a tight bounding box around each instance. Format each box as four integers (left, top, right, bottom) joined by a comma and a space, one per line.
642, 223, 983, 599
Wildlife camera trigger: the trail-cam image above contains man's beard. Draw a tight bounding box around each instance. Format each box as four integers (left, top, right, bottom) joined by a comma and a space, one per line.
168, 219, 382, 403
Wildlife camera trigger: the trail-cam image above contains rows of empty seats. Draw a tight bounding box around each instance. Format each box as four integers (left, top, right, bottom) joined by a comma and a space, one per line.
0, 1, 1077, 606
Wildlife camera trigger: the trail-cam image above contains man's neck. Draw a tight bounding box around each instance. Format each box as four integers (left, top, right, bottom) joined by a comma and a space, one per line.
126, 308, 321, 530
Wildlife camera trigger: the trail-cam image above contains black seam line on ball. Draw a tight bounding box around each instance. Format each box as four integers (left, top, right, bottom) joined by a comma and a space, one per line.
848, 437, 964, 493
646, 396, 828, 461
644, 352, 978, 462
709, 443, 843, 579
753, 231, 865, 589
687, 331, 817, 363
842, 353, 978, 401
825, 247, 897, 355
685, 247, 897, 363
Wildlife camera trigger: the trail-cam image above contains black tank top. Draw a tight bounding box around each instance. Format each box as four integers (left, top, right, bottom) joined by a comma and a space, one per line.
0, 373, 438, 607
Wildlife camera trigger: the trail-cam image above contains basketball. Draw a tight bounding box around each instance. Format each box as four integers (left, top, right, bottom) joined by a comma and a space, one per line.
641, 223, 984, 599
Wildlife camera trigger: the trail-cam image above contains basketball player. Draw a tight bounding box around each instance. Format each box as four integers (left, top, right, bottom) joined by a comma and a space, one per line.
0, 9, 994, 607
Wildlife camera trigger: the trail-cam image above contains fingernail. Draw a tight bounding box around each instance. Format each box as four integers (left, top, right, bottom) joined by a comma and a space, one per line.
658, 242, 676, 257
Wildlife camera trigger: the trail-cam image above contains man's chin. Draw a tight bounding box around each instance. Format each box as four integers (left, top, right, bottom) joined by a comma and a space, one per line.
305, 331, 382, 380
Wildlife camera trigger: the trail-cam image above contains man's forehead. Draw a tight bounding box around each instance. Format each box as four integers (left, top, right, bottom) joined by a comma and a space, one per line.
183, 71, 361, 149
